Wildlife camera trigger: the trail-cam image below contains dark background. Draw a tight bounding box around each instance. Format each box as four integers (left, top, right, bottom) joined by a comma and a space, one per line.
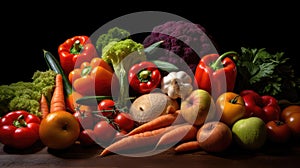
1, 1, 299, 85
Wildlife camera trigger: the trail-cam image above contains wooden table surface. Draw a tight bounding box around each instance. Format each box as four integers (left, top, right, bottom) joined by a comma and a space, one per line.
1, 140, 300, 168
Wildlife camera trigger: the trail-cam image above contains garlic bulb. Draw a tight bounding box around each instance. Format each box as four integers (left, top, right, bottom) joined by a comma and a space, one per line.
161, 71, 193, 99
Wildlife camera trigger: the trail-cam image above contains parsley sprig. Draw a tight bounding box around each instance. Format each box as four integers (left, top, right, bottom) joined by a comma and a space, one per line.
234, 47, 300, 101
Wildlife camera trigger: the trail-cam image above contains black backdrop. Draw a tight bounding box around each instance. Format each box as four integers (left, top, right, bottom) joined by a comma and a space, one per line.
1, 1, 299, 85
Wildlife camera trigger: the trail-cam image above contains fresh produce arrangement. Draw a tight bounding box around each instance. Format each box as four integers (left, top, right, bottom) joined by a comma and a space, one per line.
1, 20, 300, 159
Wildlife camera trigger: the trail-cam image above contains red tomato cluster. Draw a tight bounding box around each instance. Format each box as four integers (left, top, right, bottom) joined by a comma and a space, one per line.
73, 99, 135, 146
265, 105, 300, 144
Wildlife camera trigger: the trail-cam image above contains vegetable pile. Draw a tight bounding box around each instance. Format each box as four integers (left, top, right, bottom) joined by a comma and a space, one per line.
1, 19, 300, 159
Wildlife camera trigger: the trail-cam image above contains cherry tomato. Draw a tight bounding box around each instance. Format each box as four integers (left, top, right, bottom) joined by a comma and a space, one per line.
114, 130, 127, 142
97, 99, 117, 118
73, 110, 95, 130
285, 112, 300, 138
93, 120, 117, 147
266, 120, 292, 143
78, 129, 96, 146
114, 112, 135, 132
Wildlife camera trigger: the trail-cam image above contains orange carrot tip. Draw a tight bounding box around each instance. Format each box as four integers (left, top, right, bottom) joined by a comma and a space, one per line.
40, 93, 49, 119
174, 141, 201, 153
50, 74, 66, 113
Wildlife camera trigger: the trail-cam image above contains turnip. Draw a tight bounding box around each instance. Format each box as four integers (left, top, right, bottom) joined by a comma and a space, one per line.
129, 92, 179, 124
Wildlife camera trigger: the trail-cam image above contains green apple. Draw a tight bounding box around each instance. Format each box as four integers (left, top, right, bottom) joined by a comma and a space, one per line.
232, 117, 267, 150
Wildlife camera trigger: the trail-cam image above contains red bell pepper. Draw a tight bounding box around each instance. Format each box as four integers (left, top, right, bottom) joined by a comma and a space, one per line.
58, 35, 98, 76
194, 51, 238, 99
240, 89, 281, 123
0, 110, 40, 149
128, 61, 161, 94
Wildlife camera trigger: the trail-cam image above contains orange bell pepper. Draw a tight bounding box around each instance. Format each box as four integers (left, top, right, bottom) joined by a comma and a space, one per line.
69, 57, 116, 97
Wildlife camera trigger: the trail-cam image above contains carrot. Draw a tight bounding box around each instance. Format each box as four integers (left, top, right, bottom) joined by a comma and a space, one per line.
174, 141, 201, 153
99, 124, 180, 157
154, 123, 198, 149
50, 74, 66, 112
127, 110, 185, 136
40, 94, 49, 118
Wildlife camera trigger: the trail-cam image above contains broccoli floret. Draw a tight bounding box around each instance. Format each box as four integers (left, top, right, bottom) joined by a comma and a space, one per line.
8, 97, 41, 117
0, 85, 15, 116
102, 39, 146, 107
96, 27, 131, 54
143, 20, 217, 73
32, 69, 56, 102
0, 69, 56, 117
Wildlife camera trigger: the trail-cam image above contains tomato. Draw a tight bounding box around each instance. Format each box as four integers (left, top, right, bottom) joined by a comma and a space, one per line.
73, 110, 95, 130
266, 120, 292, 143
97, 99, 117, 118
114, 112, 135, 132
78, 129, 96, 146
281, 105, 300, 121
215, 92, 246, 126
285, 112, 300, 138
93, 120, 117, 147
114, 130, 127, 142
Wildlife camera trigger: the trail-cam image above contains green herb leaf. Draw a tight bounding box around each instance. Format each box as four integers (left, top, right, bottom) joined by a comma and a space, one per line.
249, 62, 276, 84
144, 40, 164, 55
235, 47, 300, 101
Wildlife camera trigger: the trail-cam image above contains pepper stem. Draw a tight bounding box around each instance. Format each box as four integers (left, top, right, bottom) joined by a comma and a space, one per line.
70, 40, 82, 54
210, 51, 238, 71
138, 70, 151, 82
81, 66, 92, 77
13, 115, 27, 128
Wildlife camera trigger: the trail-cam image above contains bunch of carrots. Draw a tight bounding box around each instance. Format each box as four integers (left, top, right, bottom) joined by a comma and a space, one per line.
99, 110, 202, 157
40, 73, 66, 118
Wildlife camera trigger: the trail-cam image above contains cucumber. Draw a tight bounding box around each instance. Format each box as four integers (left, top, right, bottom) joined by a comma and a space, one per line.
43, 49, 73, 96
76, 96, 113, 106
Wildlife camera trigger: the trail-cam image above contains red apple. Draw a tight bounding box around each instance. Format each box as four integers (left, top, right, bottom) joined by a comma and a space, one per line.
180, 89, 216, 126
196, 121, 232, 153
